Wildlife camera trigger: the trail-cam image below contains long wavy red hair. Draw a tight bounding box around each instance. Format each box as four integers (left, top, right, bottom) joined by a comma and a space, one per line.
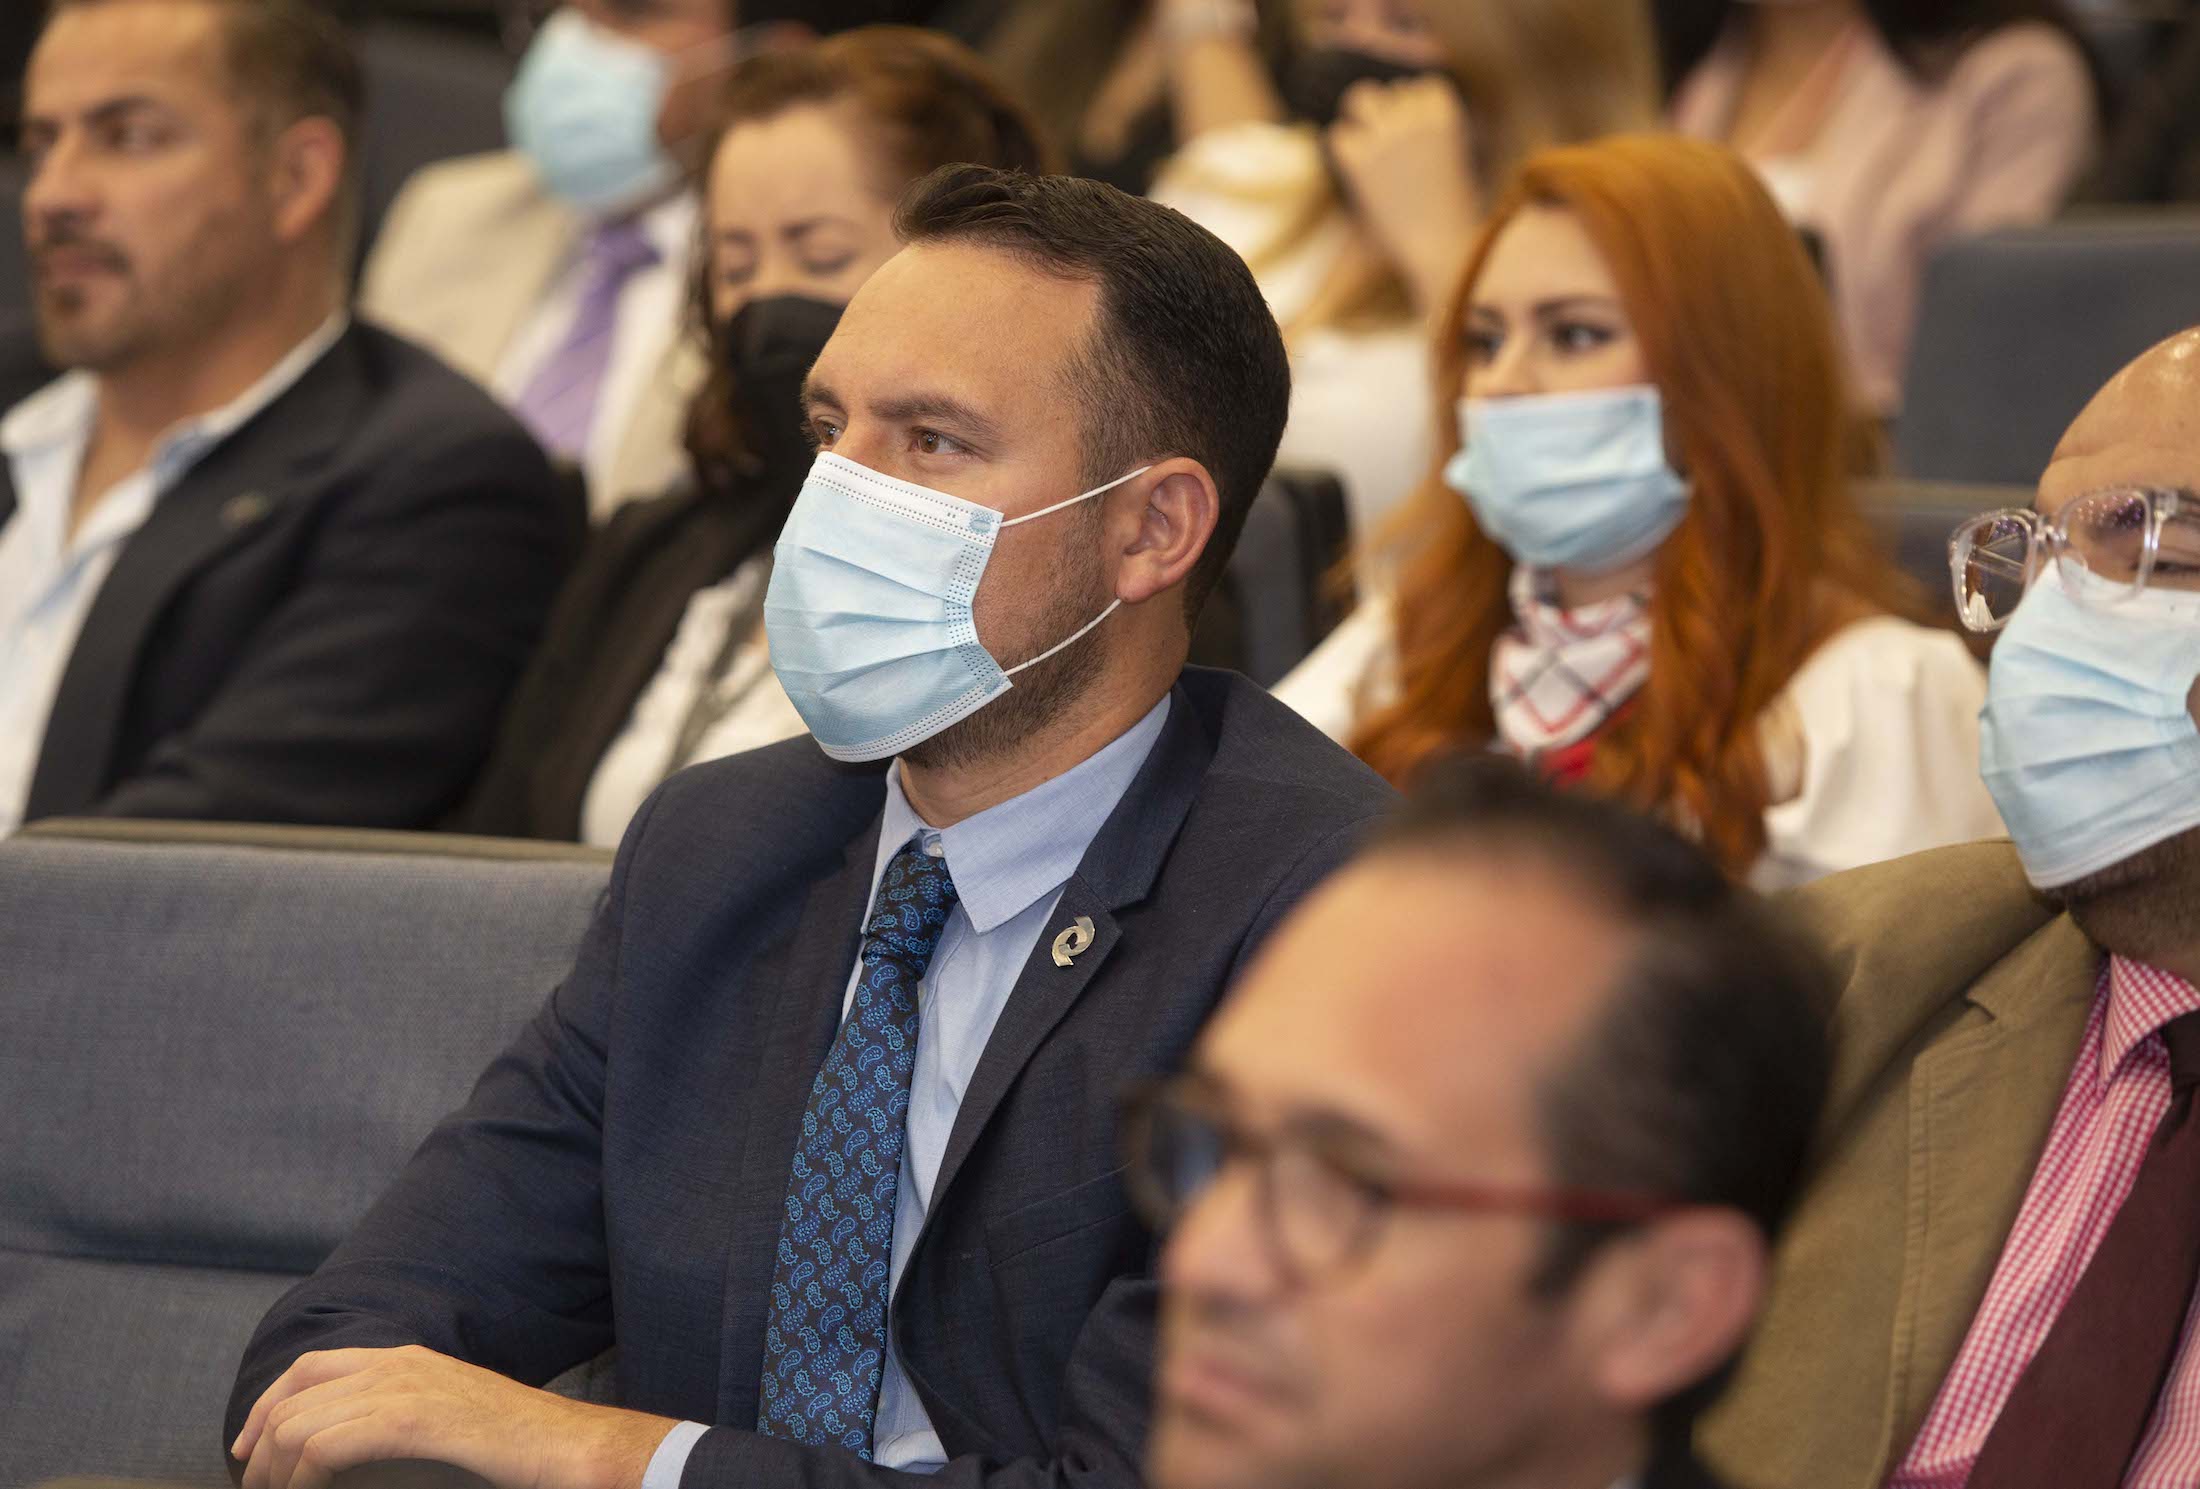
1349, 134, 1903, 875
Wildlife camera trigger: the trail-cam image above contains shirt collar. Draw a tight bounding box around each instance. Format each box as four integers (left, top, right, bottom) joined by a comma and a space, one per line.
0, 312, 349, 489
2100, 954, 2200, 1084
0, 369, 99, 462
874, 696, 1173, 934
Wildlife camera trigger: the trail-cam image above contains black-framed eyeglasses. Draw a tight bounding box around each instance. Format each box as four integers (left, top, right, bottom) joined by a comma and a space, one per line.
1122, 1075, 1680, 1286
1948, 486, 2200, 633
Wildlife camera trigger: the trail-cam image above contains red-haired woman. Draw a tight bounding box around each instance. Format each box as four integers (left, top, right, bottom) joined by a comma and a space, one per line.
1276, 133, 2002, 886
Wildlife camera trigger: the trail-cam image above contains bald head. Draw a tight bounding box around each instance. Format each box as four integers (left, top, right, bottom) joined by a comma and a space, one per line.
2040, 329, 2200, 519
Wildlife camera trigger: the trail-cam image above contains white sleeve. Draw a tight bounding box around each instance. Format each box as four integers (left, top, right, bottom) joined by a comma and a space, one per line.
1147, 120, 1328, 266
1753, 620, 2007, 890
1272, 597, 1400, 744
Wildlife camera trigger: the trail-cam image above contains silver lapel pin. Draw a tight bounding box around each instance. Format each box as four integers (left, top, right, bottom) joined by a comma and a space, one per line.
1051, 915, 1096, 968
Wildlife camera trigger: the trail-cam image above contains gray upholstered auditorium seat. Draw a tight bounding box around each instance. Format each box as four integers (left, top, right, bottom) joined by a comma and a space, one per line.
1855, 476, 2032, 625
0, 823, 612, 1487
1896, 211, 2200, 486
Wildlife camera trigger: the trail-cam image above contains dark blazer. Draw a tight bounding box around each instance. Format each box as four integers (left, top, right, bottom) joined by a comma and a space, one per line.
456, 479, 786, 841
6, 321, 579, 828
229, 668, 1397, 1487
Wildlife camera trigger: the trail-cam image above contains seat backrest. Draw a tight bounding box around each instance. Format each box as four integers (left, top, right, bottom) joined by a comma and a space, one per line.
1855, 475, 2031, 637
0, 151, 52, 411
1895, 212, 2200, 485
0, 829, 611, 1486
1189, 467, 1356, 687
355, 22, 515, 263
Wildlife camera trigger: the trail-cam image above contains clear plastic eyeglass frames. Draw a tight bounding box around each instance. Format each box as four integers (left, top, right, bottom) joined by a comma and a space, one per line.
1949, 487, 2200, 633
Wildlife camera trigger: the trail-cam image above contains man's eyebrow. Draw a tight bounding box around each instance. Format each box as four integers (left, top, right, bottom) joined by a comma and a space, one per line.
24, 95, 172, 135
802, 377, 842, 411
868, 392, 1005, 445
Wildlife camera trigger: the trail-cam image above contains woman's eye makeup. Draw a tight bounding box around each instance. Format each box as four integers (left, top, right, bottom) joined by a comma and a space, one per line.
1549, 319, 1619, 354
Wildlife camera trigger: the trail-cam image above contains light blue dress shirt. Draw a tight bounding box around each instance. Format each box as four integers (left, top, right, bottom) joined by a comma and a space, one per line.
643, 696, 1172, 1486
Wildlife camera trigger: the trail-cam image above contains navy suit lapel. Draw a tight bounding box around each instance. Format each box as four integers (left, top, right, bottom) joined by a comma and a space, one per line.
714, 818, 884, 1426
922, 683, 1215, 1228
22, 329, 361, 818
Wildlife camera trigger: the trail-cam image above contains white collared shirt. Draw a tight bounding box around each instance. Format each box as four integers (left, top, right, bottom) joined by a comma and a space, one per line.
0, 313, 349, 832
492, 192, 695, 510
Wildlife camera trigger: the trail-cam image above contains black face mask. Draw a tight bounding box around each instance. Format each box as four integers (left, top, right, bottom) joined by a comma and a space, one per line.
722, 294, 845, 499
1282, 47, 1442, 129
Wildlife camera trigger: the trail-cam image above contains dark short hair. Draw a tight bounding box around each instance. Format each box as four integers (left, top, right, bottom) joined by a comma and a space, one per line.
894, 164, 1292, 624
687, 26, 1054, 495
1374, 755, 1832, 1435
46, 0, 364, 242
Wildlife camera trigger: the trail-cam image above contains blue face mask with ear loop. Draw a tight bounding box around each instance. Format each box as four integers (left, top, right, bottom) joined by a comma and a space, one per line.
764, 452, 1151, 763
1443, 385, 1693, 573
1979, 564, 2200, 889
504, 12, 736, 216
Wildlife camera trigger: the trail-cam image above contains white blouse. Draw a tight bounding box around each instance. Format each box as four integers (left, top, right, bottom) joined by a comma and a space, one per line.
578, 557, 809, 848
1275, 598, 2006, 888
1149, 122, 1433, 543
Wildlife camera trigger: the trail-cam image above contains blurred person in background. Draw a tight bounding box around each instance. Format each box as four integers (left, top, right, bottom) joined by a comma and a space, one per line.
2, 0, 572, 833
1277, 135, 2004, 889
1701, 330, 2200, 1489
360, 0, 744, 519
1139, 757, 1832, 1489
1148, 0, 1661, 543
1665, 0, 2097, 416
459, 26, 1053, 844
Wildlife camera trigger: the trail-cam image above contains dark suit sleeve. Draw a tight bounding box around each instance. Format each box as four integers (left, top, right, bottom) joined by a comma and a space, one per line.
91, 421, 576, 827
677, 818, 1374, 1489
222, 782, 655, 1457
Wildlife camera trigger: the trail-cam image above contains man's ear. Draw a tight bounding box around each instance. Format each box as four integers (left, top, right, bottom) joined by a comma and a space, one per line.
267, 115, 346, 247
1112, 457, 1221, 608
1565, 1209, 1768, 1414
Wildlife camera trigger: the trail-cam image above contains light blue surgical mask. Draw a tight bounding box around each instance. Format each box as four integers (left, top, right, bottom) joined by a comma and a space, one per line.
504, 11, 681, 216
1444, 385, 1691, 573
1980, 565, 2200, 888
764, 452, 1148, 763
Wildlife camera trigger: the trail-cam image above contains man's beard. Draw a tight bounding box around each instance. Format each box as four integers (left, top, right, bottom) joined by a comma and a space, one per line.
2044, 825, 2200, 968
32, 209, 255, 372
902, 533, 1112, 774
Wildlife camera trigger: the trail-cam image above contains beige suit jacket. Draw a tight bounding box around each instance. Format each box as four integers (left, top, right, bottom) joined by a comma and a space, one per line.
359, 151, 704, 518
1700, 839, 2101, 1489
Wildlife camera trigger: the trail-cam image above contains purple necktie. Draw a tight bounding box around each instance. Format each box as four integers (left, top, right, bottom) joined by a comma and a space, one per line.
512, 218, 660, 460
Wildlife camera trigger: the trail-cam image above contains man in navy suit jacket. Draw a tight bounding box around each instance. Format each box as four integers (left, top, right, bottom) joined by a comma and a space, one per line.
227, 167, 1395, 1489
6, 0, 573, 832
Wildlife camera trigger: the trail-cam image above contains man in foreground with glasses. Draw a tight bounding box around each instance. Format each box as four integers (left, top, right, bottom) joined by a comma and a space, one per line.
1703, 330, 2200, 1489
1137, 757, 1832, 1489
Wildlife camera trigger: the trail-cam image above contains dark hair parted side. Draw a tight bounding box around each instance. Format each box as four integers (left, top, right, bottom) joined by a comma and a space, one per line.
47, 0, 364, 242
1376, 755, 1833, 1435
687, 26, 1054, 498
895, 164, 1292, 624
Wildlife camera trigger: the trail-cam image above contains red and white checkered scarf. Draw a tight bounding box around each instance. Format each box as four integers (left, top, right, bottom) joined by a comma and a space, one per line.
1491, 566, 1653, 758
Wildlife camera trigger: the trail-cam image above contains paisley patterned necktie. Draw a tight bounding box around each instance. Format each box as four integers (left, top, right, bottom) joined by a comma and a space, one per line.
757, 837, 959, 1456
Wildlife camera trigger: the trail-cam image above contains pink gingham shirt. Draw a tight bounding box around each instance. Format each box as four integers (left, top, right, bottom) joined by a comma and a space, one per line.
1892, 956, 2200, 1488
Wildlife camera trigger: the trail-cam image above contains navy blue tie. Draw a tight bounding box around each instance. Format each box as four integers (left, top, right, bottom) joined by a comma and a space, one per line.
758, 837, 959, 1456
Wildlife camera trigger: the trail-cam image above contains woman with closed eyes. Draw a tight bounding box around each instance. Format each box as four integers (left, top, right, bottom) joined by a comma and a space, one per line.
458, 26, 1052, 844
1275, 133, 2005, 887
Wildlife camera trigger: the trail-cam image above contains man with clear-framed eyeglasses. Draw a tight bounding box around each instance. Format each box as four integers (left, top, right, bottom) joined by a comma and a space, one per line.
1137, 756, 1832, 1489
1704, 330, 2200, 1489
